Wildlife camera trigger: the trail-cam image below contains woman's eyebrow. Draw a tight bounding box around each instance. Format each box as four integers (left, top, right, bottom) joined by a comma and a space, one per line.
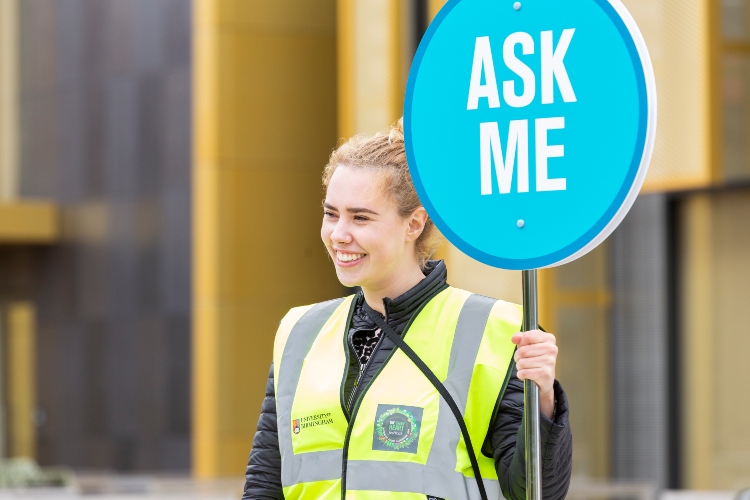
323, 203, 379, 216
348, 207, 379, 215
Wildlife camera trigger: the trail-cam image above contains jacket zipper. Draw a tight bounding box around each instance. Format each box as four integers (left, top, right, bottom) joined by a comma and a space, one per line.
346, 365, 364, 413
346, 327, 382, 414
340, 339, 390, 500
341, 310, 390, 500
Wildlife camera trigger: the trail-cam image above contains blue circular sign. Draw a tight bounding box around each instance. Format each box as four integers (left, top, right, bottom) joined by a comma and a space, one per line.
405, 0, 656, 270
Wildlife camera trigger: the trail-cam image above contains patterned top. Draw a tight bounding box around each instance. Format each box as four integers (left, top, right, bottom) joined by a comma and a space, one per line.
350, 322, 382, 367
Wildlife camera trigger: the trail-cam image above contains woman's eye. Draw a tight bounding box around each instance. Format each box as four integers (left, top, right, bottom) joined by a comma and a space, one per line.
324, 211, 337, 218
354, 215, 370, 222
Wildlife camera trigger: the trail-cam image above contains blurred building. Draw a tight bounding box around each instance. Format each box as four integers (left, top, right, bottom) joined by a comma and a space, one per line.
0, 0, 192, 471
0, 0, 748, 494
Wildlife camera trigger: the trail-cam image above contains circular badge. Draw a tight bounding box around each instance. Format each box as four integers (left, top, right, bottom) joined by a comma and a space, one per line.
405, 0, 656, 269
375, 407, 420, 451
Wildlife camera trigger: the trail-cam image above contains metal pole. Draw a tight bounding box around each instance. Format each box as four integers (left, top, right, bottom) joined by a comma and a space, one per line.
522, 269, 542, 500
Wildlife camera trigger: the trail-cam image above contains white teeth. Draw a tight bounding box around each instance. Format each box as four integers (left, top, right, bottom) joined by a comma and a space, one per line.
337, 252, 364, 263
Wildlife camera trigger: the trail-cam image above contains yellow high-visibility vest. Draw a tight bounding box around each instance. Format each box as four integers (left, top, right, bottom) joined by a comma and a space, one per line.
273, 286, 521, 500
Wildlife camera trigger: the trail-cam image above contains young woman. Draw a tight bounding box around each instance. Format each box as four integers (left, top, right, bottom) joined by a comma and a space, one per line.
243, 120, 572, 500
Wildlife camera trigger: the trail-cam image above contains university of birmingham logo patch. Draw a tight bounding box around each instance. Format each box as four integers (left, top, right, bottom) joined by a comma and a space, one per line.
292, 413, 333, 434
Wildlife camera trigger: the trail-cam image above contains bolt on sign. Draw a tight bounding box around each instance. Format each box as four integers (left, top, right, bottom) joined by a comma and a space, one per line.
405, 0, 656, 270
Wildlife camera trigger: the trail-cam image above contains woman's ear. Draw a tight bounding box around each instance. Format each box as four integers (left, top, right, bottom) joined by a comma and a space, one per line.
406, 207, 429, 242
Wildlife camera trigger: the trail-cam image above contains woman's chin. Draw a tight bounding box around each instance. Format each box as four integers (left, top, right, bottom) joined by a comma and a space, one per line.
335, 266, 367, 289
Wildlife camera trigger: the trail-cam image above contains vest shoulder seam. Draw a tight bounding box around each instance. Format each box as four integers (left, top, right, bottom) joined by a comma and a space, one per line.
448, 286, 522, 309
283, 295, 355, 316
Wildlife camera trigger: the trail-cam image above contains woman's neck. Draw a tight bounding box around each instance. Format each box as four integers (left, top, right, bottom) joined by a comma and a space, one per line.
361, 263, 426, 316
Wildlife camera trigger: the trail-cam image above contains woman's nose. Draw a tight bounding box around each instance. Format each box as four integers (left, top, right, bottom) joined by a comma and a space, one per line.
330, 221, 352, 244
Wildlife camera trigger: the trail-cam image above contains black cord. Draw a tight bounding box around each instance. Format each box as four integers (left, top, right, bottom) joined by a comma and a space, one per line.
369, 314, 489, 500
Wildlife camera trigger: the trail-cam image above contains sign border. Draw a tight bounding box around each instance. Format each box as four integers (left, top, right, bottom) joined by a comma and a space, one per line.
404, 0, 657, 270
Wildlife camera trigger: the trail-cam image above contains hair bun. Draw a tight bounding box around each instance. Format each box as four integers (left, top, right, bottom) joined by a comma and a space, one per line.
388, 117, 405, 144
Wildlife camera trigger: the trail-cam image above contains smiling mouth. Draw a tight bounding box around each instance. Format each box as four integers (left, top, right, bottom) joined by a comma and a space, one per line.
336, 251, 366, 264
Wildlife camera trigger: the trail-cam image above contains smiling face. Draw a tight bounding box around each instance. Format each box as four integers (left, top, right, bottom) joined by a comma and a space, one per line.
321, 165, 428, 296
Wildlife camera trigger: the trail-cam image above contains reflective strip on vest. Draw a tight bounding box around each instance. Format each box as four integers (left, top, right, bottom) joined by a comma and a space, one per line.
274, 297, 352, 488
460, 298, 524, 479
345, 460, 501, 500
273, 288, 521, 500
426, 293, 497, 478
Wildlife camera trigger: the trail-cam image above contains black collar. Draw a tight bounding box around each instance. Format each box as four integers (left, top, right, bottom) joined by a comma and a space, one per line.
358, 260, 448, 334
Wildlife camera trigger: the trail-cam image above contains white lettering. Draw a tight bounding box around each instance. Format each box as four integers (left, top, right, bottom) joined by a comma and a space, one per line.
535, 117, 567, 192
480, 121, 529, 195
503, 32, 536, 108
541, 29, 577, 104
467, 36, 501, 110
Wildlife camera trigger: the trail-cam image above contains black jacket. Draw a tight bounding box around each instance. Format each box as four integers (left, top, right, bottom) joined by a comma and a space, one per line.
243, 261, 572, 500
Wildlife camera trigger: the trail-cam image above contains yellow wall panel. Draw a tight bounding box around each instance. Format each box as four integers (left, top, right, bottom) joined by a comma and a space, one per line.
193, 39, 220, 167
217, 32, 338, 164
428, 0, 448, 22
338, 0, 403, 138
218, 1, 336, 32
0, 0, 19, 201
0, 202, 59, 244
680, 194, 716, 490
193, 0, 341, 477
681, 192, 750, 490
622, 0, 714, 191
192, 302, 221, 474
212, 163, 346, 304
6, 302, 36, 459
711, 193, 750, 488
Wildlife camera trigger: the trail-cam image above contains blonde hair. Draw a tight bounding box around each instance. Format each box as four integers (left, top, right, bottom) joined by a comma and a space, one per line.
323, 118, 442, 269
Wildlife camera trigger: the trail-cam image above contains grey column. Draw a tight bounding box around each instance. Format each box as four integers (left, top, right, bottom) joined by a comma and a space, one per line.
609, 193, 669, 489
